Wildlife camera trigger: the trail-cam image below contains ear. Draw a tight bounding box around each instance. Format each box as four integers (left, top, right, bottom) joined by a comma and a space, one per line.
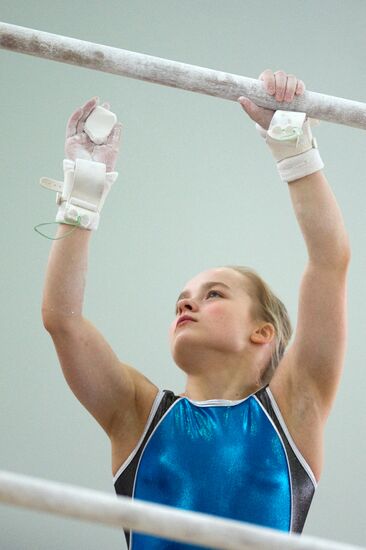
250, 323, 276, 345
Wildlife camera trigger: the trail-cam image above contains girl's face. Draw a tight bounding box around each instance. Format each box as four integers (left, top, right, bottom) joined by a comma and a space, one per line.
169, 268, 257, 369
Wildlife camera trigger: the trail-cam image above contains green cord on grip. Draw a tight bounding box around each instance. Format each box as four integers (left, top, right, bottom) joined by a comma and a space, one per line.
33, 217, 82, 240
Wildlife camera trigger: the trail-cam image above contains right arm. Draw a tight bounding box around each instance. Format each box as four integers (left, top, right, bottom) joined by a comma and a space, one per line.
42, 224, 158, 438
42, 98, 158, 440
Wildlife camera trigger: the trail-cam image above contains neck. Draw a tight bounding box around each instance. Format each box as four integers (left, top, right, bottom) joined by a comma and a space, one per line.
175, 343, 273, 401
181, 366, 263, 402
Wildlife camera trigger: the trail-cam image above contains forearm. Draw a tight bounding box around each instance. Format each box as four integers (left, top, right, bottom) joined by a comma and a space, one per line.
42, 225, 92, 328
287, 170, 351, 267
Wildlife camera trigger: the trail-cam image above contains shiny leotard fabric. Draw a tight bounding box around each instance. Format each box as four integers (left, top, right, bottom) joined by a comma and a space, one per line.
114, 385, 317, 549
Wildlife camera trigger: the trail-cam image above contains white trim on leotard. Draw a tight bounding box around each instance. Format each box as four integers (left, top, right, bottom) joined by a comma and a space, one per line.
113, 388, 165, 484
253, 394, 294, 533
265, 386, 318, 488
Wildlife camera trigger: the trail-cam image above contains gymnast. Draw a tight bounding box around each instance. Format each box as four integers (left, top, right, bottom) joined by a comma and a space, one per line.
41, 68, 351, 549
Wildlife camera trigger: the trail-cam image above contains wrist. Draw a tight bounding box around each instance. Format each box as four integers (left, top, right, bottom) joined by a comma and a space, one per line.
40, 158, 118, 234
277, 146, 324, 183
256, 110, 324, 183
55, 223, 92, 237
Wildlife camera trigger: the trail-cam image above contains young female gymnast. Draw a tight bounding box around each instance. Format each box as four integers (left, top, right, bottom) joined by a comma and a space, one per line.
41, 69, 351, 549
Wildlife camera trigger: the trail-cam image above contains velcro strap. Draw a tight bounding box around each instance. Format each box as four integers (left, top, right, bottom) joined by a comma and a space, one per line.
56, 201, 99, 230
277, 147, 324, 183
40, 159, 118, 231
40, 177, 63, 193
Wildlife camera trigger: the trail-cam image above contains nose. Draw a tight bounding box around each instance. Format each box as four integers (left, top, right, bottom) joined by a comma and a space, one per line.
176, 297, 198, 315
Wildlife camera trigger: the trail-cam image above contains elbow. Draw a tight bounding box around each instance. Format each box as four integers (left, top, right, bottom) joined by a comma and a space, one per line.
42, 309, 60, 333
42, 307, 52, 332
332, 250, 351, 272
340, 242, 351, 269
309, 246, 351, 272
41, 308, 80, 333
337, 249, 351, 273
343, 232, 352, 264
334, 232, 352, 269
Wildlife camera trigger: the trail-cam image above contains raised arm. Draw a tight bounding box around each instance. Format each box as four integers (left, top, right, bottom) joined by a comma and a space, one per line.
42, 98, 158, 442
238, 70, 351, 423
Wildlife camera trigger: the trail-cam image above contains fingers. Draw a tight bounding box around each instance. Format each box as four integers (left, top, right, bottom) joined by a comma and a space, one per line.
258, 69, 306, 103
66, 97, 98, 137
295, 79, 306, 95
66, 98, 118, 139
80, 96, 99, 117
91, 122, 122, 171
258, 69, 276, 96
237, 94, 276, 130
66, 98, 120, 168
65, 107, 83, 138
76, 96, 99, 134
108, 122, 122, 151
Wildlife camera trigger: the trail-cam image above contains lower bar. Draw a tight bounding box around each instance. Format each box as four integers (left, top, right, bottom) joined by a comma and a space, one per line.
0, 22, 365, 129
0, 470, 363, 550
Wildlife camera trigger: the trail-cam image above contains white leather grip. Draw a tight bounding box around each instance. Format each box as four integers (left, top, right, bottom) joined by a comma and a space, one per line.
40, 159, 118, 230
84, 106, 117, 145
256, 110, 324, 183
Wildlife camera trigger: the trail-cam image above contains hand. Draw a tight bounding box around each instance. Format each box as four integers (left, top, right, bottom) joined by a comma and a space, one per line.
238, 69, 306, 130
65, 97, 122, 172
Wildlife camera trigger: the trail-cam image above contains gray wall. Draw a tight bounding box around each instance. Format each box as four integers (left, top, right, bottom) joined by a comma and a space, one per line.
0, 1, 365, 548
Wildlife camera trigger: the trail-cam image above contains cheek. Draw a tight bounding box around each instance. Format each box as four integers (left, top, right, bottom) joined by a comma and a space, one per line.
209, 304, 225, 317
206, 302, 235, 323
168, 320, 177, 340
207, 303, 246, 333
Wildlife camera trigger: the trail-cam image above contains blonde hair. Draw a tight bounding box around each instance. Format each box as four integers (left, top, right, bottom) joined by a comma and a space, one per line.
223, 265, 293, 386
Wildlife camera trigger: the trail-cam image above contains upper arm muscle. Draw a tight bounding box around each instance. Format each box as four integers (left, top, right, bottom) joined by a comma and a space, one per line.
272, 259, 350, 421
268, 260, 350, 481
47, 316, 158, 436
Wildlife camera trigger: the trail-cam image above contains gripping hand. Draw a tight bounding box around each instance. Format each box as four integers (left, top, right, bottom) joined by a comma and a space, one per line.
238, 70, 324, 183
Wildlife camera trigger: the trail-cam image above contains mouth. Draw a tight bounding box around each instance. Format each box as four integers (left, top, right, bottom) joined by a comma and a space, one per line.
176, 316, 196, 328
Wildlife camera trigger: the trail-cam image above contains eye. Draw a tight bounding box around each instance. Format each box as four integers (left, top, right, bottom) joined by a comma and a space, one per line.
175, 290, 223, 315
207, 290, 222, 299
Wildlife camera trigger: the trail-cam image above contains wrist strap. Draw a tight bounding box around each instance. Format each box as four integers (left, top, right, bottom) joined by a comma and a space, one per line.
256, 111, 324, 183
277, 147, 324, 183
36, 159, 118, 239
56, 159, 106, 230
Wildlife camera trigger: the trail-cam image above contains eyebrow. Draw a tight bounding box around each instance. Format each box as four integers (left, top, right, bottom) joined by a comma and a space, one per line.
175, 281, 231, 307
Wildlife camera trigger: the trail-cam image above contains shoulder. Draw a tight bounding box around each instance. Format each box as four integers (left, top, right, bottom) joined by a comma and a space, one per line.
111, 386, 178, 477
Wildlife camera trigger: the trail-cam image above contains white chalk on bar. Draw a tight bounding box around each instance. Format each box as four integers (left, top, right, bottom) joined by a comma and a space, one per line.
0, 22, 365, 130
84, 106, 117, 144
0, 470, 364, 550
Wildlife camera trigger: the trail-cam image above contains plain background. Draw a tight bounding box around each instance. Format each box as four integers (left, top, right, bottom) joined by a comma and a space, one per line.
0, 1, 365, 548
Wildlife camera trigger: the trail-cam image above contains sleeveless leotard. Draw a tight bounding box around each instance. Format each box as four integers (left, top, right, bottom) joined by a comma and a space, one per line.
113, 385, 317, 549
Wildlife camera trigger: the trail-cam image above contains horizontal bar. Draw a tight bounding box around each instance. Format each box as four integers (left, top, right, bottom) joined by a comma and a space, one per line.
0, 22, 366, 130
0, 470, 363, 550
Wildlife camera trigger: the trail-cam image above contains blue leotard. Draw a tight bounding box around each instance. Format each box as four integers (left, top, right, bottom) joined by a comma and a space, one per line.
114, 385, 317, 548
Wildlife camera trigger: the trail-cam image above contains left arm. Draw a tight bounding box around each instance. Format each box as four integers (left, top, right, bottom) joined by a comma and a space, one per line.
288, 169, 350, 266
283, 168, 351, 419
270, 178, 350, 481
239, 69, 351, 422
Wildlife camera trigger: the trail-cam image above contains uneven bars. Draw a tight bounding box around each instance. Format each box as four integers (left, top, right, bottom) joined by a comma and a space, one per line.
0, 470, 364, 550
0, 22, 366, 130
